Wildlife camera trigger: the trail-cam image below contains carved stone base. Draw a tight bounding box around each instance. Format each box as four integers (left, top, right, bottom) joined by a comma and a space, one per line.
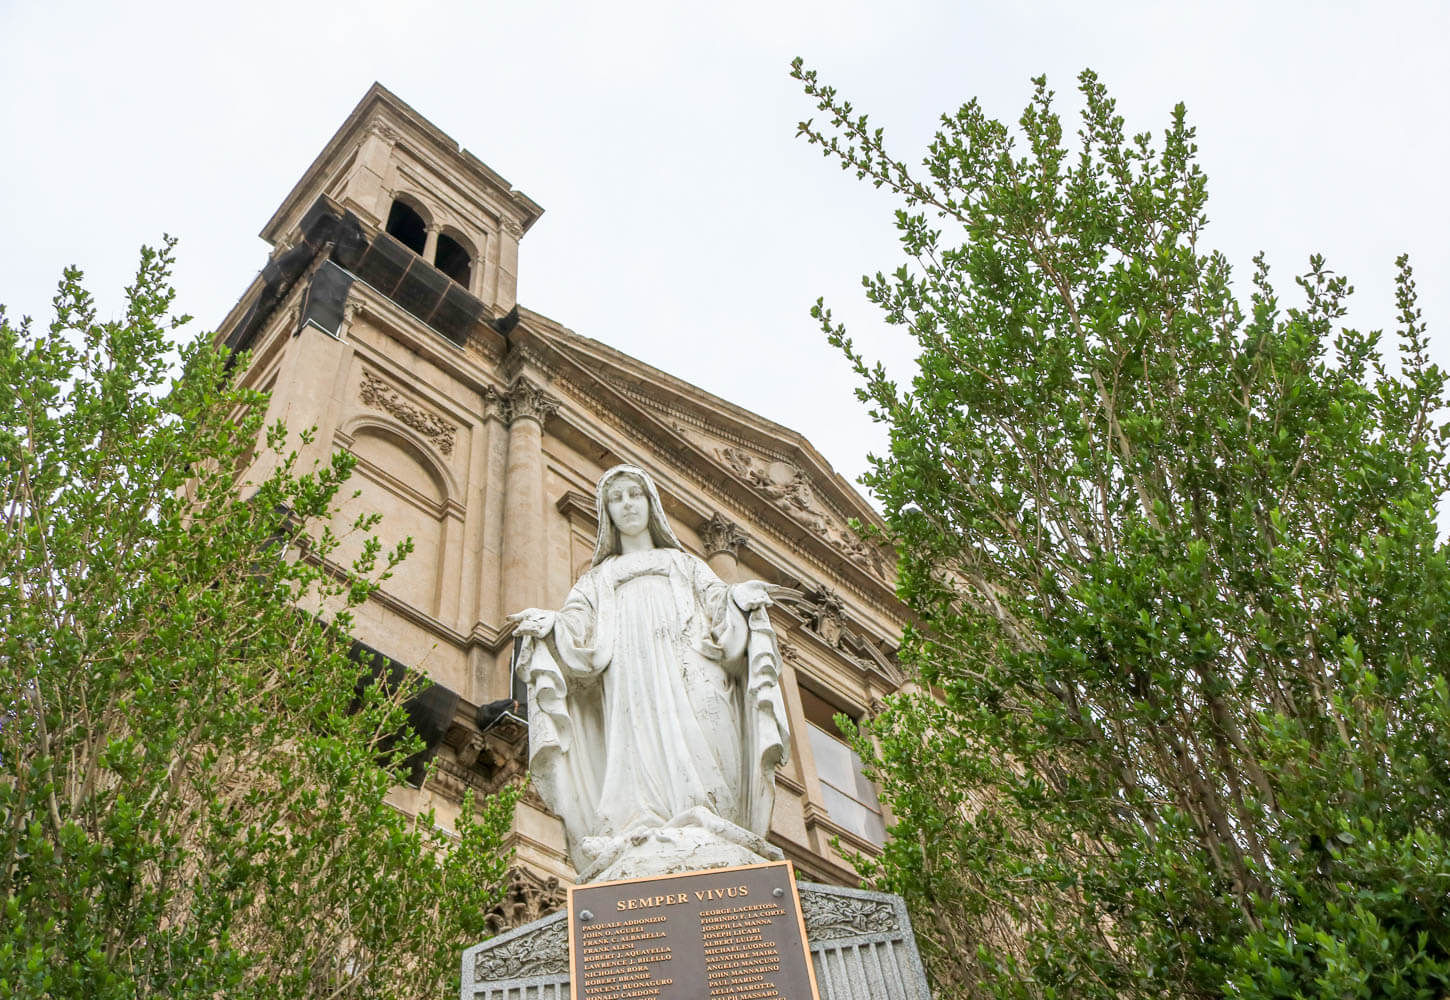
460, 882, 932, 1000
577, 807, 782, 884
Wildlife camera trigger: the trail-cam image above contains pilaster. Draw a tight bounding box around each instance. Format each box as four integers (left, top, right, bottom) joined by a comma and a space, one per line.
492, 377, 560, 618
494, 217, 524, 313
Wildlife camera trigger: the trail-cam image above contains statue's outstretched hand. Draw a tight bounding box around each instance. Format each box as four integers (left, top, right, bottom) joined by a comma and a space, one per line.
732, 580, 773, 612
507, 608, 557, 638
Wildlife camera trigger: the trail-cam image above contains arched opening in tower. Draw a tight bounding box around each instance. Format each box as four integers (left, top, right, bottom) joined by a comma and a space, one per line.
385, 199, 427, 255
434, 234, 472, 287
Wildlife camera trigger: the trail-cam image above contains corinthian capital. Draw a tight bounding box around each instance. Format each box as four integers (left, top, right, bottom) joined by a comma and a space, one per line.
700, 513, 749, 559
487, 377, 559, 427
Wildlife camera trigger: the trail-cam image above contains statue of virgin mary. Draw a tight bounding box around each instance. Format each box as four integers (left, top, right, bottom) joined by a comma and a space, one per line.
509, 465, 790, 883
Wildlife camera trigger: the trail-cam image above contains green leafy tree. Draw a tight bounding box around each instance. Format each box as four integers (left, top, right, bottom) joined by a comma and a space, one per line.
0, 242, 516, 999
794, 61, 1450, 999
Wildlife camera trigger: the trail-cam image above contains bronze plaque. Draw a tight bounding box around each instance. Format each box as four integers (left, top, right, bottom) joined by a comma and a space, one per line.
567, 860, 821, 1000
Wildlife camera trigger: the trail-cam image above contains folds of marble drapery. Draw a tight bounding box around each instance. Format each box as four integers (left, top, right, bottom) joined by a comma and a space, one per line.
517, 547, 789, 879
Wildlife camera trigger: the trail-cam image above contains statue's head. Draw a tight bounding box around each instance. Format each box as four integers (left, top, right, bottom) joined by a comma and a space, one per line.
592, 464, 684, 564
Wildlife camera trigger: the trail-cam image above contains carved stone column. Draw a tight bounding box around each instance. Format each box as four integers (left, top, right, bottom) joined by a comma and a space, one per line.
494, 377, 559, 617
700, 512, 748, 581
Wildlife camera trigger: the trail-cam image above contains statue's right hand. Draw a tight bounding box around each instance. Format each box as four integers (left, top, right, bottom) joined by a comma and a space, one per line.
507, 608, 557, 638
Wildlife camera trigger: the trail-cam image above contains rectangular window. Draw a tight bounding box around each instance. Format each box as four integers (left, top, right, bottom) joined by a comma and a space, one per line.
800, 688, 885, 846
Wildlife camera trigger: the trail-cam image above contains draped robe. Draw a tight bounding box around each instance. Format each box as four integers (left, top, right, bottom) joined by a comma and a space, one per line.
517, 546, 789, 877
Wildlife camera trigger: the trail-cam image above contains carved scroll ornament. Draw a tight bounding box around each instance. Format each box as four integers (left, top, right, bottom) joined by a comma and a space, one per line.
470, 913, 569, 980
358, 370, 457, 456
798, 891, 900, 940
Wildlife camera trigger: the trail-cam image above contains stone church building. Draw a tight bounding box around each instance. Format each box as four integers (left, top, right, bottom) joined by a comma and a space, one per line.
215, 83, 908, 928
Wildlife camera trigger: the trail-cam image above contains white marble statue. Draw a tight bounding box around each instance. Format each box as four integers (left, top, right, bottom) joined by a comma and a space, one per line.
508, 465, 790, 882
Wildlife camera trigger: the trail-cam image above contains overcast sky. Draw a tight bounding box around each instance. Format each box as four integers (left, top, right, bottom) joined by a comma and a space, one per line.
3, 0, 1446, 493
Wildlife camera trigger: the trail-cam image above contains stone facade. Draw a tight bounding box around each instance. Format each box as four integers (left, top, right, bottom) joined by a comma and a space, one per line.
215, 84, 909, 916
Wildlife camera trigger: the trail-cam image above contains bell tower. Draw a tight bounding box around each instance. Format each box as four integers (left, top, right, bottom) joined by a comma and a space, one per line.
258, 82, 540, 318
215, 83, 552, 864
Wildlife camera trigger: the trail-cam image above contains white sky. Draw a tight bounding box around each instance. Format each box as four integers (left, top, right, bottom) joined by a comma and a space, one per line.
3, 0, 1446, 492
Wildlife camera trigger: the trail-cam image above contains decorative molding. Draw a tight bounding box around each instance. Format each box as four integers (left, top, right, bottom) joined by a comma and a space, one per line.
430, 725, 527, 803
778, 584, 904, 687
486, 376, 559, 427
465, 327, 506, 365
783, 585, 893, 684
499, 217, 525, 239
844, 632, 905, 687
428, 758, 475, 802
455, 732, 487, 769
798, 891, 900, 940
340, 299, 360, 337
718, 447, 883, 575
700, 512, 748, 558
486, 866, 568, 935
470, 913, 569, 980
358, 370, 457, 456
799, 583, 847, 647
598, 370, 792, 466
500, 340, 561, 385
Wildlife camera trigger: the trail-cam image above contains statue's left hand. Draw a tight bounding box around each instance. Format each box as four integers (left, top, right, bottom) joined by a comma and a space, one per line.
732, 580, 773, 612
507, 608, 557, 638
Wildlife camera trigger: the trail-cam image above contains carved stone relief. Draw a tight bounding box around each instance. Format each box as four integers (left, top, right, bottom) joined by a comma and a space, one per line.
485, 866, 568, 935
797, 890, 900, 940
428, 718, 528, 803
780, 584, 903, 686
358, 370, 457, 456
717, 447, 882, 573
799, 584, 847, 647
470, 912, 569, 980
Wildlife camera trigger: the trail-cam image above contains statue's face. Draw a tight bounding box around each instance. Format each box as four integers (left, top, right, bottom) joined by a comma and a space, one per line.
604, 475, 650, 538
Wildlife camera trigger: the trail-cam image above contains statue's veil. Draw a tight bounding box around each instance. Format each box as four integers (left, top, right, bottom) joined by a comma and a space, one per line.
591, 464, 684, 565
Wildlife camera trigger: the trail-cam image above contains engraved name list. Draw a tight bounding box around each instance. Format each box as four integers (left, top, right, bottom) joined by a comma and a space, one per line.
567, 862, 820, 1000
